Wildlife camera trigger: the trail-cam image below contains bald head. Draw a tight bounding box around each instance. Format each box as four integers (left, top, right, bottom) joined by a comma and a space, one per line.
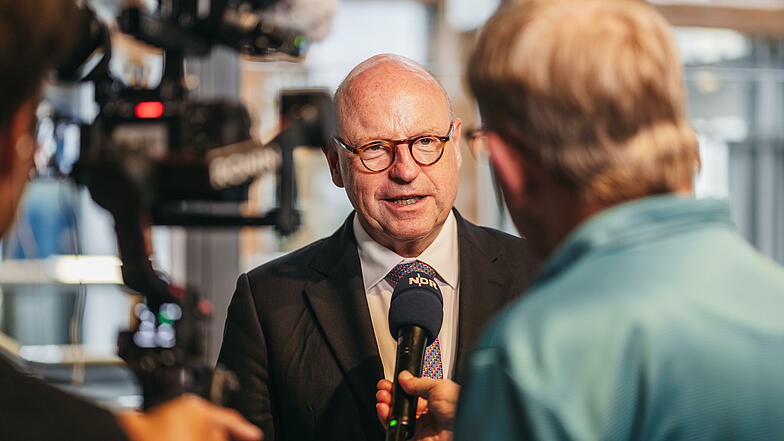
334, 54, 452, 138
324, 54, 463, 257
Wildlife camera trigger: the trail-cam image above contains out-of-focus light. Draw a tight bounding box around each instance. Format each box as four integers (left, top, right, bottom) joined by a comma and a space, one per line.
135, 101, 165, 119
133, 331, 157, 348
155, 323, 176, 348
159, 303, 182, 324
53, 255, 123, 285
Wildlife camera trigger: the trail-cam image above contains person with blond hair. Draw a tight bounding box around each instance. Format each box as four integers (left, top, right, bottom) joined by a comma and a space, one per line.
376, 1, 784, 439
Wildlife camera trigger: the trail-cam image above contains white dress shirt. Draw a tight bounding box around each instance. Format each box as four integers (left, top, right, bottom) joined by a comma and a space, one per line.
353, 211, 460, 380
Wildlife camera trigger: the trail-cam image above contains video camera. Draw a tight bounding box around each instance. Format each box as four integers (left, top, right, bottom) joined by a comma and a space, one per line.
38, 0, 335, 409
41, 0, 334, 233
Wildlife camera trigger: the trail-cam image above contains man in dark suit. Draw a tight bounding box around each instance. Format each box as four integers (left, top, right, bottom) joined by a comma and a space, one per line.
218, 54, 535, 441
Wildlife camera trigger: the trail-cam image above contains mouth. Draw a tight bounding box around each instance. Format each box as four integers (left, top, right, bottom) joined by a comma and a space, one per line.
384, 195, 425, 206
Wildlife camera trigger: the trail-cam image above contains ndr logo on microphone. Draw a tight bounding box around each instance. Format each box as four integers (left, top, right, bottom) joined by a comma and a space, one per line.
408, 274, 438, 289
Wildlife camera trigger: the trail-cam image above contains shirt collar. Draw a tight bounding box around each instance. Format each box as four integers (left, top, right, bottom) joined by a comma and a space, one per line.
354, 210, 459, 291
534, 194, 733, 286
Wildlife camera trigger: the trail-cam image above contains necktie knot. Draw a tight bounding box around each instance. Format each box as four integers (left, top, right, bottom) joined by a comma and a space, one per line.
385, 261, 437, 288
384, 260, 444, 379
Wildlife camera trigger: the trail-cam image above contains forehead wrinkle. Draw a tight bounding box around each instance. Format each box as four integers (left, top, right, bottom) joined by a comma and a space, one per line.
336, 56, 451, 141
343, 83, 449, 143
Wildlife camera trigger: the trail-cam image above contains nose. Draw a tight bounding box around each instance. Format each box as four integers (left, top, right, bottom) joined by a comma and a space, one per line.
386, 143, 420, 182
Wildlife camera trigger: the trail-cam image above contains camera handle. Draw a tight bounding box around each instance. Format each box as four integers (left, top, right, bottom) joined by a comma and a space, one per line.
83, 163, 233, 409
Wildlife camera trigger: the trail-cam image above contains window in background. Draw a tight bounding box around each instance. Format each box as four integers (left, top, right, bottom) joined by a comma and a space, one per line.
677, 27, 784, 264
469, 24, 784, 265
678, 27, 750, 202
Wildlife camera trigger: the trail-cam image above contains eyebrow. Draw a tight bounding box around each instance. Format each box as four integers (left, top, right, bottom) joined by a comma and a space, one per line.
351, 126, 449, 146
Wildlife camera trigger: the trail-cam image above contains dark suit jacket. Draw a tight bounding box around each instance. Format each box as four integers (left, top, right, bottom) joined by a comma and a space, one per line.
218, 210, 535, 441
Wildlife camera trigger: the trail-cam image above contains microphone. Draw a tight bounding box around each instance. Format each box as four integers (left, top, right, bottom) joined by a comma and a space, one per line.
386, 270, 444, 441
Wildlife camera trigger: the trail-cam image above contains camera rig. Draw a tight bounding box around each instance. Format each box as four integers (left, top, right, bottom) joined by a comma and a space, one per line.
49, 0, 335, 409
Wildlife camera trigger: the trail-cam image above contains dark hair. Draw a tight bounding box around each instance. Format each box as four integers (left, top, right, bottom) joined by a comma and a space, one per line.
0, 0, 77, 174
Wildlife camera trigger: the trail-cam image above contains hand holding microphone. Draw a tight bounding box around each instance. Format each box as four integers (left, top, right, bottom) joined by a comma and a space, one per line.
376, 373, 459, 441
384, 268, 448, 441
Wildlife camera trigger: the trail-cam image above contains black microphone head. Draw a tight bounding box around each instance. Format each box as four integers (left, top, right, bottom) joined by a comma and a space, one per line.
388, 271, 444, 343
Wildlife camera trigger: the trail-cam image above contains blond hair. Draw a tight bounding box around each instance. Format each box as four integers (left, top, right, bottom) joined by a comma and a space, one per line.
468, 0, 700, 204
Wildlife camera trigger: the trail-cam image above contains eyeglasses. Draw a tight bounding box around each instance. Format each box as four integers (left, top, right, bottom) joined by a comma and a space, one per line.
334, 122, 454, 173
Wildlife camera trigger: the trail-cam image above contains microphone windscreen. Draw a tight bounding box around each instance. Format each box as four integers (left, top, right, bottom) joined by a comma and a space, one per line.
388, 271, 444, 343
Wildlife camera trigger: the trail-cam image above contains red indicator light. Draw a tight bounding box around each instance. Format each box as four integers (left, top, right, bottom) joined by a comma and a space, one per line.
135, 101, 164, 119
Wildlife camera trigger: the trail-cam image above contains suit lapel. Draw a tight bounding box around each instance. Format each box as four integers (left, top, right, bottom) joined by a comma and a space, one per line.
453, 211, 520, 381
303, 214, 384, 430
301, 211, 519, 410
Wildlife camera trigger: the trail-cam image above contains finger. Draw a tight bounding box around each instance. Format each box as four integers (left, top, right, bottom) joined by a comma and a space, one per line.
211, 406, 264, 441
376, 402, 390, 425
416, 397, 428, 415
376, 388, 392, 406
376, 379, 393, 392
398, 371, 438, 398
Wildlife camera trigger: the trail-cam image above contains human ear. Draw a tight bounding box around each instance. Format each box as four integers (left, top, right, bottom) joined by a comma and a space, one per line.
0, 100, 35, 179
451, 118, 463, 169
323, 142, 345, 188
0, 101, 36, 237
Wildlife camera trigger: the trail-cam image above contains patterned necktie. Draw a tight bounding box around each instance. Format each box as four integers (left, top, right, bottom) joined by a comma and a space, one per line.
385, 261, 444, 380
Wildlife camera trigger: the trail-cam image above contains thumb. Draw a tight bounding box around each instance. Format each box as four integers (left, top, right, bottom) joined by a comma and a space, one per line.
398, 371, 438, 399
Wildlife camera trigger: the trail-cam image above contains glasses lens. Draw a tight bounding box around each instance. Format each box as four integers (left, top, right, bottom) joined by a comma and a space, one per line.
412, 136, 444, 165
467, 130, 489, 158
360, 142, 394, 171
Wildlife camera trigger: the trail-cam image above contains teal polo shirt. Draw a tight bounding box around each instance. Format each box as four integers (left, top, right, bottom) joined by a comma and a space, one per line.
455, 195, 784, 441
